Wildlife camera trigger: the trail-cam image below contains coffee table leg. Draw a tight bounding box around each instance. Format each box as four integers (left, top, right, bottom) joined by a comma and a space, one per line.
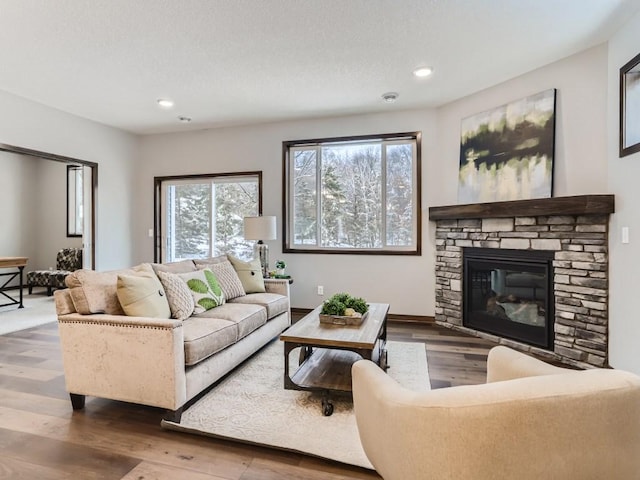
321, 391, 334, 416
298, 345, 313, 365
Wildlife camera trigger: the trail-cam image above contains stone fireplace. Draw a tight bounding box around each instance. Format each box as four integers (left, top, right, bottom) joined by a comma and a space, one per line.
429, 195, 614, 369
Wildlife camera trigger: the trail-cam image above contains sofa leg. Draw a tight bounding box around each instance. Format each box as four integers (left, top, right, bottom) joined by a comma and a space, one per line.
28, 285, 33, 295
70, 393, 86, 410
47, 286, 53, 296
164, 407, 183, 423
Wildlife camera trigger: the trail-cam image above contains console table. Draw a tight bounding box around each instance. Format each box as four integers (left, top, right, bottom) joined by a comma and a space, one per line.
0, 257, 28, 309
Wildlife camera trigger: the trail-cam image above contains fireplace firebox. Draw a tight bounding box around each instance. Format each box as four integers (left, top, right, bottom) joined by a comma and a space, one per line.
463, 248, 554, 350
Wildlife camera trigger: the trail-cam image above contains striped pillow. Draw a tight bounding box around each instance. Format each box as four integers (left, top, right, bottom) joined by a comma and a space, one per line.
156, 270, 195, 320
200, 260, 246, 300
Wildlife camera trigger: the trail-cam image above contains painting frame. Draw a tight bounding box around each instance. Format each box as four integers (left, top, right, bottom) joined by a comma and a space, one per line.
458, 89, 556, 204
620, 52, 640, 158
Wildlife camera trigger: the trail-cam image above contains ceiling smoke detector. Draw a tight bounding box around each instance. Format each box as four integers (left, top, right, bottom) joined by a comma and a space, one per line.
381, 92, 399, 103
178, 116, 192, 123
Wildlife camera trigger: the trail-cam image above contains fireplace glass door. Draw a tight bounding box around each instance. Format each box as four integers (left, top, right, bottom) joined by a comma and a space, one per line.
463, 248, 554, 349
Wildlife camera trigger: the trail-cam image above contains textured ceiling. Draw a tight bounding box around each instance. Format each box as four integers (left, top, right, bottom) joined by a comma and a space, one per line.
0, 0, 638, 134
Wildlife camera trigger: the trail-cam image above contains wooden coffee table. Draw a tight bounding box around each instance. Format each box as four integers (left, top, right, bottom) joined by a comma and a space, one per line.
280, 302, 389, 416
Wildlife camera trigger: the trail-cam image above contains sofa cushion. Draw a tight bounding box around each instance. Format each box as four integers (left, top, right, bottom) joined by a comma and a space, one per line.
229, 293, 289, 320
177, 269, 225, 314
116, 270, 171, 318
182, 317, 238, 366
201, 260, 246, 300
193, 254, 228, 267
151, 259, 197, 274
197, 302, 267, 340
228, 255, 265, 294
156, 270, 195, 320
65, 263, 151, 315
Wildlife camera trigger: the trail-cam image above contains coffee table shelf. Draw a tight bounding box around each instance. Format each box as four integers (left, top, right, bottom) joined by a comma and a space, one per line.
290, 348, 380, 393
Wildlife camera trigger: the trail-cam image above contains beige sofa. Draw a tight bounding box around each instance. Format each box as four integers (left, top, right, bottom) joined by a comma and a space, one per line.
352, 345, 640, 480
54, 257, 290, 421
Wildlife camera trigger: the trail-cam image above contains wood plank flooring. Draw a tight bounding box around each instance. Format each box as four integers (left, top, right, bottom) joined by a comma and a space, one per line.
0, 319, 498, 479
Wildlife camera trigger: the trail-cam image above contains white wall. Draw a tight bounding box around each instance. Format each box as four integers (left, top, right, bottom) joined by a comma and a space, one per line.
0, 152, 38, 266
435, 44, 609, 205
34, 159, 83, 270
0, 89, 138, 270
136, 110, 438, 315
607, 10, 640, 374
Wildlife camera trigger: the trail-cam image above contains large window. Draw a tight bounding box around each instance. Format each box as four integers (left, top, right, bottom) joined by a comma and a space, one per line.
155, 172, 261, 262
283, 132, 421, 254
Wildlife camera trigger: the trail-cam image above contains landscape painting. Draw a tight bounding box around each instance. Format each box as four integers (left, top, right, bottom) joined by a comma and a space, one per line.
458, 89, 556, 203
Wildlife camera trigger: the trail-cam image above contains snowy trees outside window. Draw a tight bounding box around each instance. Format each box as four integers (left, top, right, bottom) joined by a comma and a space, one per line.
284, 133, 421, 254
158, 173, 261, 262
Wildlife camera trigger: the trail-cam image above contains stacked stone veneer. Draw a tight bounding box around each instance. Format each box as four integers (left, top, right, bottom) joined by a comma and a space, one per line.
435, 214, 610, 368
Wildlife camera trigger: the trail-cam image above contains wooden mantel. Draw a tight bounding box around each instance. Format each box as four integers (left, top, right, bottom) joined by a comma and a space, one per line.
428, 195, 615, 221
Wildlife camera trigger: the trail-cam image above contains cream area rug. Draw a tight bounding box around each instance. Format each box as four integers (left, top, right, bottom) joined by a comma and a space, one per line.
162, 340, 430, 469
0, 294, 57, 335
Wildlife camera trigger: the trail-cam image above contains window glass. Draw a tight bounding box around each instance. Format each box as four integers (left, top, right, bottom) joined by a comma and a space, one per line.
159, 173, 260, 262
284, 133, 420, 254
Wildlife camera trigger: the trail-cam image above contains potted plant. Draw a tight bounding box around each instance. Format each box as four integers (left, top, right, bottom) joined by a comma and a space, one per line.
275, 260, 286, 276
320, 292, 369, 325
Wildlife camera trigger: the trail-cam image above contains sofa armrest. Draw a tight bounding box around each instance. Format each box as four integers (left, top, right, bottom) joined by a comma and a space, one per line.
264, 278, 290, 298
57, 313, 187, 410
486, 345, 572, 383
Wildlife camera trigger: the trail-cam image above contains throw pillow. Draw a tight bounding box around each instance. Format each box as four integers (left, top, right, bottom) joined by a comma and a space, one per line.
193, 254, 228, 267
66, 263, 152, 315
156, 270, 195, 320
228, 255, 265, 294
198, 260, 246, 300
151, 259, 197, 275
116, 270, 171, 318
177, 269, 225, 314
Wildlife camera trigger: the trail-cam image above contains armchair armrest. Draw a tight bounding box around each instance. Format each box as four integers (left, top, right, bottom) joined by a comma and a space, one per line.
57, 313, 186, 410
486, 345, 571, 383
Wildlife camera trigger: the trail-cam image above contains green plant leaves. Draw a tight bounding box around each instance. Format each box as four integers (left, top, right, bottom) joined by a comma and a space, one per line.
321, 292, 369, 315
204, 269, 223, 297
198, 297, 218, 310
187, 278, 209, 294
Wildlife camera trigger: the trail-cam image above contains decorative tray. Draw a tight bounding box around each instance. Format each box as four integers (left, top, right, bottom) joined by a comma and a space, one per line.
319, 311, 368, 326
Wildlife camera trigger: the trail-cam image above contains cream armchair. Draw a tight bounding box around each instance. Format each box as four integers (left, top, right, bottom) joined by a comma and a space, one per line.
352, 346, 640, 480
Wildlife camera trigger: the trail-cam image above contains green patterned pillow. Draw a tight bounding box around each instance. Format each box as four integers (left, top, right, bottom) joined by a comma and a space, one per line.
177, 268, 225, 314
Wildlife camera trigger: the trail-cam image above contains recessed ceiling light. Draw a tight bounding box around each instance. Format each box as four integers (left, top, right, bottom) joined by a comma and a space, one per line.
157, 98, 174, 108
178, 116, 192, 123
413, 66, 434, 78
381, 92, 399, 103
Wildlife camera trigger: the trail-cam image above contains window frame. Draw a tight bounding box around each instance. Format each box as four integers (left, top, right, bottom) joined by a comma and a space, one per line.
154, 171, 263, 263
67, 164, 83, 238
282, 132, 421, 255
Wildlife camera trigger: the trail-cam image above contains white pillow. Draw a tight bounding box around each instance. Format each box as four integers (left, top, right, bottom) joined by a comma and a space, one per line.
228, 256, 265, 294
116, 271, 171, 318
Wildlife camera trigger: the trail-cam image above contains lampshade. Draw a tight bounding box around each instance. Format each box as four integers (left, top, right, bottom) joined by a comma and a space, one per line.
243, 216, 277, 241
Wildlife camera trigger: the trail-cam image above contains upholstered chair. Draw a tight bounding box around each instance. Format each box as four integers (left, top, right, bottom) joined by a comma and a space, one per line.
352, 345, 640, 480
27, 248, 83, 295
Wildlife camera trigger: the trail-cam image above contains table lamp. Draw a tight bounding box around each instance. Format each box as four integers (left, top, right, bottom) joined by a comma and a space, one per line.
243, 215, 277, 277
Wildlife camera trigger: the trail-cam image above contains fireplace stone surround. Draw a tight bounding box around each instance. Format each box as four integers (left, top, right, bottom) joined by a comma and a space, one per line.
429, 195, 615, 369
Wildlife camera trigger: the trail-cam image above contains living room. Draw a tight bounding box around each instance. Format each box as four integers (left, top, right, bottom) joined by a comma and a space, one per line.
1, 1, 640, 478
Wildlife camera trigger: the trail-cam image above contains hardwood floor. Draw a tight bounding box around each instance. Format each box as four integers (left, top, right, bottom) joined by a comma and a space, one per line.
0, 320, 498, 479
